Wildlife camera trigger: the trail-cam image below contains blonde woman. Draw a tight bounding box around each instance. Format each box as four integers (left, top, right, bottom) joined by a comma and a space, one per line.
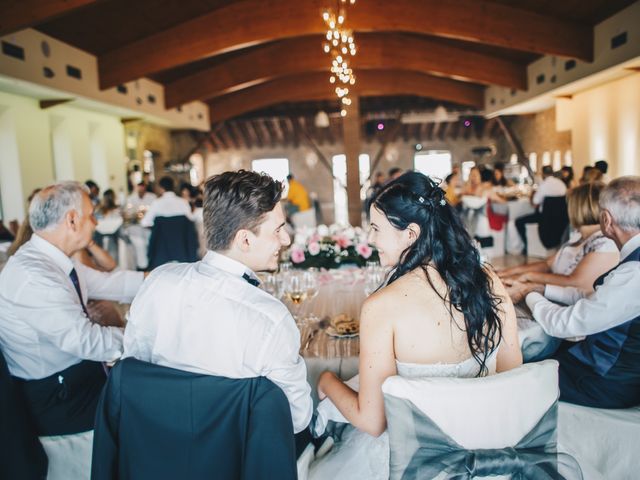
500, 182, 619, 302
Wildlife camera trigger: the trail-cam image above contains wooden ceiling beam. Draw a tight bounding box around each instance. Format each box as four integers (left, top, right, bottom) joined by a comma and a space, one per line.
0, 0, 99, 36
208, 71, 484, 123
98, 0, 592, 89
164, 33, 526, 108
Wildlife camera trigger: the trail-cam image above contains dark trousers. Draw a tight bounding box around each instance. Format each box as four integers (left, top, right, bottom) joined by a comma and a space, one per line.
555, 343, 640, 409
515, 211, 541, 254
14, 361, 106, 436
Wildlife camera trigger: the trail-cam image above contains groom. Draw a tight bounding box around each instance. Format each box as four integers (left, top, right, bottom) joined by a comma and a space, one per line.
123, 170, 312, 432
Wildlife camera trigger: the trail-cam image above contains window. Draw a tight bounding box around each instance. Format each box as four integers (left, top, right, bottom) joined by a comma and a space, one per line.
414, 151, 452, 182
528, 152, 538, 172
251, 158, 290, 184
332, 154, 370, 226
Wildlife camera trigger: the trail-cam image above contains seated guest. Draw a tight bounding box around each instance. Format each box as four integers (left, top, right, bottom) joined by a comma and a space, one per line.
492, 162, 514, 187
310, 172, 521, 479
515, 165, 567, 254
140, 176, 192, 227
124, 170, 312, 433
594, 160, 610, 183
526, 176, 640, 408
461, 166, 483, 196
580, 165, 603, 184
500, 182, 619, 303
0, 182, 144, 476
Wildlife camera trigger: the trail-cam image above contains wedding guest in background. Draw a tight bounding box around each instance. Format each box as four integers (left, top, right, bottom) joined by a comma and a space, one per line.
387, 167, 404, 182
126, 181, 156, 210
581, 167, 604, 184
526, 176, 640, 408
124, 170, 312, 434
492, 162, 514, 187
462, 166, 483, 196
500, 182, 619, 303
560, 166, 577, 189
140, 176, 192, 228
85, 179, 100, 208
311, 171, 521, 479
0, 182, 144, 477
444, 171, 461, 207
515, 166, 567, 255
594, 160, 610, 183
285, 174, 311, 217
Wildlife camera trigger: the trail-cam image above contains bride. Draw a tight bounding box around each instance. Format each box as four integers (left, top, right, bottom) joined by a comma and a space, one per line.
310, 171, 522, 479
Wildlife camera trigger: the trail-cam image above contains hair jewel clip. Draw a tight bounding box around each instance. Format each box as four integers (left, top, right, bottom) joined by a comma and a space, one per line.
418, 196, 425, 204
440, 199, 446, 206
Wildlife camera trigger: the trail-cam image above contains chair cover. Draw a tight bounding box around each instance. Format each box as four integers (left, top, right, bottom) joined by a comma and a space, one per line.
538, 196, 569, 249
382, 360, 582, 480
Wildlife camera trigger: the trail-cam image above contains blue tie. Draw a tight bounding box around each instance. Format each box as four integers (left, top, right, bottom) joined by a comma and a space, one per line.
69, 268, 90, 317
242, 273, 260, 287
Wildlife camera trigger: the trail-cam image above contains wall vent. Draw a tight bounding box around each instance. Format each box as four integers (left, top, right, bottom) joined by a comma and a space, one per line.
66, 65, 82, 79
2, 41, 25, 60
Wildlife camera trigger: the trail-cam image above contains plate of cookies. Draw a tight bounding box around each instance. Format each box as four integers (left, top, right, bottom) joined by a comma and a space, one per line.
326, 313, 359, 338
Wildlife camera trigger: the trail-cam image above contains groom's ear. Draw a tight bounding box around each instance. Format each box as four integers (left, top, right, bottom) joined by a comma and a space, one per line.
232, 229, 252, 253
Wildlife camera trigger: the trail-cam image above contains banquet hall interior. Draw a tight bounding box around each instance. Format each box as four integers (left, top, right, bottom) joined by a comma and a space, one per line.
1, 1, 640, 479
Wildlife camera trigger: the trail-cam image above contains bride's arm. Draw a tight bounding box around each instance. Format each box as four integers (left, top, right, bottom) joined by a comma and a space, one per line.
317, 295, 396, 437
490, 273, 523, 372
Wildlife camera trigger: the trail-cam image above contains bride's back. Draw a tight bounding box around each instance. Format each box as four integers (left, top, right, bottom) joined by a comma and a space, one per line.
377, 266, 502, 366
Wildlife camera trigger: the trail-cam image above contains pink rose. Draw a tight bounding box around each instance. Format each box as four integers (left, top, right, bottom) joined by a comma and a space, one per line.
309, 233, 321, 243
308, 241, 321, 256
290, 248, 306, 264
356, 243, 373, 259
333, 235, 352, 249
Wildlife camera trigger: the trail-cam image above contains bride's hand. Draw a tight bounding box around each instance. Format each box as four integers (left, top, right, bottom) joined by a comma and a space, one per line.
317, 371, 337, 401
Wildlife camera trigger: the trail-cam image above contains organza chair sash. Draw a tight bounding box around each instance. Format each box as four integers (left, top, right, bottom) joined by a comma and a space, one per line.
384, 396, 582, 480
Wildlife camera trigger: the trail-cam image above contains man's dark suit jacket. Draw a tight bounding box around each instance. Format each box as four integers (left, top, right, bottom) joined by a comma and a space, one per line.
91, 357, 297, 480
147, 215, 199, 270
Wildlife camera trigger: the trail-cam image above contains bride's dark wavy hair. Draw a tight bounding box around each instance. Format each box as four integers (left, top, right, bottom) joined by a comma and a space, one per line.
372, 171, 502, 375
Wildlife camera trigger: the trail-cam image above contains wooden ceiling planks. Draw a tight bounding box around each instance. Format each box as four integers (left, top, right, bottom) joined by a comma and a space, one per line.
95, 0, 593, 89
0, 0, 99, 36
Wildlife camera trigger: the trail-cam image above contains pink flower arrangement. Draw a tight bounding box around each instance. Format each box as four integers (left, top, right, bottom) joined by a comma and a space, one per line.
290, 247, 306, 264
333, 235, 353, 249
308, 241, 321, 256
355, 243, 373, 259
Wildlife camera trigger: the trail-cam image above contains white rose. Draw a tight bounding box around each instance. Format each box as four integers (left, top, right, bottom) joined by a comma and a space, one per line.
317, 224, 329, 237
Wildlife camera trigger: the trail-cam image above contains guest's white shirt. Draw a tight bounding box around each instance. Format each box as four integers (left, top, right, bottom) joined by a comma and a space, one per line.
123, 251, 313, 432
526, 233, 640, 338
0, 234, 144, 380
532, 176, 567, 209
140, 191, 192, 227
126, 191, 156, 210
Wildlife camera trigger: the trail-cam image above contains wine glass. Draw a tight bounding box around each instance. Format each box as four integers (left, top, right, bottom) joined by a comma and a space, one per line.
364, 267, 383, 297
261, 273, 279, 297
283, 271, 308, 322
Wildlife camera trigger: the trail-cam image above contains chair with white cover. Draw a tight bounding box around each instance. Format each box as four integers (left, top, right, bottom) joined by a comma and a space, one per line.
382, 360, 584, 480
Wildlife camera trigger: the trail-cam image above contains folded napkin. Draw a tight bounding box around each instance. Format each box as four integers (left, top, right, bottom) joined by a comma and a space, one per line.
313, 375, 360, 437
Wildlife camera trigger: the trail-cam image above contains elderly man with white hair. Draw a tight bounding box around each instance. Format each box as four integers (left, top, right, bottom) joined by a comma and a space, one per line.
0, 181, 144, 478
526, 176, 640, 408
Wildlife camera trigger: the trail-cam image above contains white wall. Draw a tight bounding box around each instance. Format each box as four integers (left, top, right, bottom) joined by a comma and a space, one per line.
0, 90, 127, 221
559, 73, 640, 178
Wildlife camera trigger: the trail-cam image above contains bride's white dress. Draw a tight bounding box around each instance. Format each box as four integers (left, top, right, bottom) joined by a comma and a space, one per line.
308, 353, 498, 480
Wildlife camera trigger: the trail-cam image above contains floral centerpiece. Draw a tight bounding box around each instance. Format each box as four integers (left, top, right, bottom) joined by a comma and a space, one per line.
287, 224, 379, 269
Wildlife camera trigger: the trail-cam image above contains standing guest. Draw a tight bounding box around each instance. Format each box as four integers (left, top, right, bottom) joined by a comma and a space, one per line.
364, 172, 386, 218
581, 167, 604, 184
124, 170, 312, 434
285, 174, 311, 217
444, 171, 461, 207
126, 182, 156, 210
515, 166, 567, 254
594, 160, 610, 183
85, 180, 100, 208
0, 182, 144, 477
526, 176, 640, 408
140, 176, 192, 228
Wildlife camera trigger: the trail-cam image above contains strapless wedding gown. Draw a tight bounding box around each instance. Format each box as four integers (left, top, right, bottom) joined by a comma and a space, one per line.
308, 353, 498, 480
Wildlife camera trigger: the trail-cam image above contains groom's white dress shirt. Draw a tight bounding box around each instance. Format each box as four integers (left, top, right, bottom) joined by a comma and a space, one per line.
526, 233, 640, 338
123, 250, 313, 433
0, 234, 144, 380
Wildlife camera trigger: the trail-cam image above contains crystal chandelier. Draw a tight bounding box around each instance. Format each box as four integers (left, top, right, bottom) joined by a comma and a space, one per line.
322, 0, 357, 117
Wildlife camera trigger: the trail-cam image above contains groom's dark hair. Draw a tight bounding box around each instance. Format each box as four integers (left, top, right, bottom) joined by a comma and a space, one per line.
203, 170, 283, 251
